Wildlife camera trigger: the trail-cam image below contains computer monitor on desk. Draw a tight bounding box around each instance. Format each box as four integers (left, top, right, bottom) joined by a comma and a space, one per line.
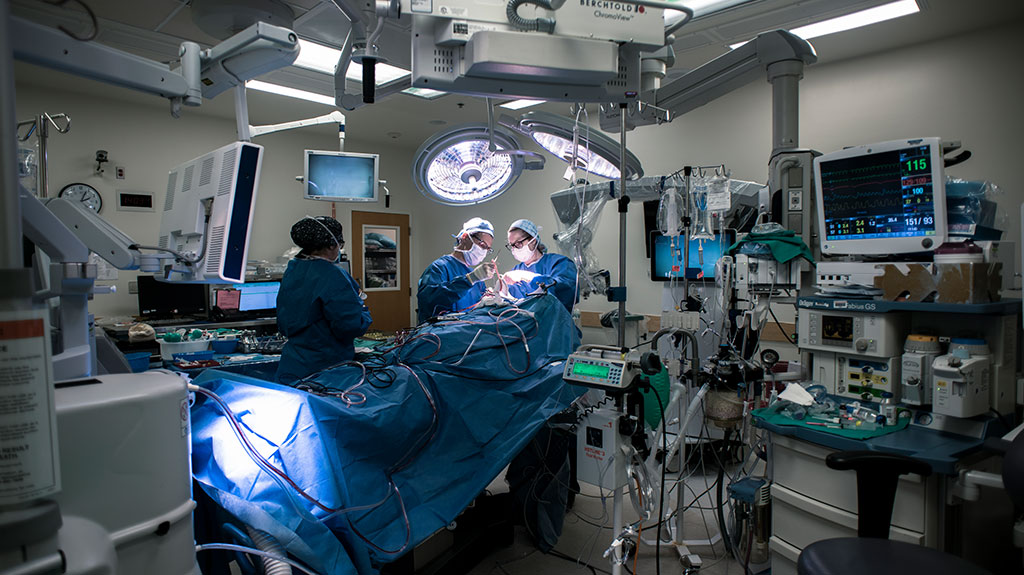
137, 275, 209, 320
212, 281, 280, 319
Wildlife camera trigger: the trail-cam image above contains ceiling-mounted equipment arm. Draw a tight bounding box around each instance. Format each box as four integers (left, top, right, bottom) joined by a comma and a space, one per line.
333, 23, 412, 111
601, 29, 817, 131
12, 18, 299, 117
249, 111, 347, 138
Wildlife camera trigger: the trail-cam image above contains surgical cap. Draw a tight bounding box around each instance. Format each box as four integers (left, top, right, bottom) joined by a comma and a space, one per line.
456, 217, 494, 238
508, 218, 546, 250
290, 216, 344, 252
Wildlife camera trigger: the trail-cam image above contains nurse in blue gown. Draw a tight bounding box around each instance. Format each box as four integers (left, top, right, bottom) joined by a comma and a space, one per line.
276, 216, 372, 383
502, 219, 578, 313
416, 217, 497, 323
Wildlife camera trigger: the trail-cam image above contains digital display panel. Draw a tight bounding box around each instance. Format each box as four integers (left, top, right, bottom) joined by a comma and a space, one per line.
573, 362, 610, 379
650, 231, 735, 281
305, 151, 378, 202
822, 315, 854, 343
819, 144, 937, 241
237, 281, 280, 312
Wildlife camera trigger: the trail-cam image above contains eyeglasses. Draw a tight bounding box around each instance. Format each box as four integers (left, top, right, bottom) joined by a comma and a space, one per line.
506, 237, 534, 250
470, 234, 492, 252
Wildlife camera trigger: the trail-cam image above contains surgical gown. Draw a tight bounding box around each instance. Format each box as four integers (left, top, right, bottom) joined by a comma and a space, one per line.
416, 254, 486, 323
276, 258, 372, 383
507, 252, 578, 312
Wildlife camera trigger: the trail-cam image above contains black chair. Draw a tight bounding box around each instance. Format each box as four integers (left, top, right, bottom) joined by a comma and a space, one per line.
796, 450, 993, 575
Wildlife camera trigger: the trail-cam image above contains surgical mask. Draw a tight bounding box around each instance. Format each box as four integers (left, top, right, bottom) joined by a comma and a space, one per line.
458, 242, 488, 266
511, 244, 535, 263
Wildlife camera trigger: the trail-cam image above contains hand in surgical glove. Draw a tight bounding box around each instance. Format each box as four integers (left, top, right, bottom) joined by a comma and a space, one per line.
466, 261, 496, 284
502, 269, 539, 285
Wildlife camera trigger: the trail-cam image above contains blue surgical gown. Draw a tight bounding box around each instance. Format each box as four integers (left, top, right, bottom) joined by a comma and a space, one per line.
275, 258, 372, 383
416, 254, 486, 323
507, 252, 579, 312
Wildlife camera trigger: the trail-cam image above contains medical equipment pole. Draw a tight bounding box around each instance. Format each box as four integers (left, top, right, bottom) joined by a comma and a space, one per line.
682, 166, 690, 298
0, 3, 64, 570
0, 0, 20, 268
617, 106, 628, 348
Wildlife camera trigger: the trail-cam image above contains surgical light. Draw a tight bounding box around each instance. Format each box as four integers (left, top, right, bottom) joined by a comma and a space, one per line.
729, 0, 919, 49
412, 125, 526, 205
510, 111, 642, 180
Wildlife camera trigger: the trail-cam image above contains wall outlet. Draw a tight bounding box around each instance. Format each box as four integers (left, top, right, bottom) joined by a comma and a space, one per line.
128, 280, 138, 294
115, 166, 125, 180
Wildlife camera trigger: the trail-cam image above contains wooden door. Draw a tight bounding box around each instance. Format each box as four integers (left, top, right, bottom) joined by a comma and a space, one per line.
351, 211, 411, 332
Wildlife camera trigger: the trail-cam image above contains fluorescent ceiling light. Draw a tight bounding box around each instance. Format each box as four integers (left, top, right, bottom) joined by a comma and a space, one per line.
246, 80, 335, 106
294, 39, 411, 85
729, 0, 919, 49
500, 99, 546, 110
403, 87, 447, 99
665, 0, 751, 23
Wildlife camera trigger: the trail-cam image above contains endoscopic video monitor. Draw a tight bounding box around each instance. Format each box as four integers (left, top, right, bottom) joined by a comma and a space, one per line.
304, 150, 379, 202
814, 137, 946, 256
650, 230, 735, 281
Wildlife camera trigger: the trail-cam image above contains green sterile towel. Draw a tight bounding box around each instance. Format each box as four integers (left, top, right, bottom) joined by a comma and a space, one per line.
640, 367, 671, 429
728, 230, 816, 265
752, 406, 909, 440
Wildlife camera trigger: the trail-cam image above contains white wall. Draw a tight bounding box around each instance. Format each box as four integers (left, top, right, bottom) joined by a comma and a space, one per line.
13, 81, 420, 322
17, 17, 1024, 327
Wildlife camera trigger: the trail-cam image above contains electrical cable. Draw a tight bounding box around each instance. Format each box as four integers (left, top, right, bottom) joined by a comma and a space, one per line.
768, 307, 796, 347
195, 543, 318, 575
652, 388, 668, 575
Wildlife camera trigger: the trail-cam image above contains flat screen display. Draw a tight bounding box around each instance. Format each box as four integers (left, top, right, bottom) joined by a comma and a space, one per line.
650, 231, 734, 281
137, 275, 208, 319
814, 138, 946, 255
573, 362, 610, 378
304, 150, 379, 202
213, 281, 280, 314
821, 315, 854, 343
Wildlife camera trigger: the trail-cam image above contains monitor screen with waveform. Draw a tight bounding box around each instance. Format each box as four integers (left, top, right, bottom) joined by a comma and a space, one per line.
814, 138, 946, 256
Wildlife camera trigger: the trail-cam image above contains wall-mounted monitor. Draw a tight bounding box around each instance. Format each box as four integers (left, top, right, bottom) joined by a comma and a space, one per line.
650, 230, 735, 281
304, 150, 379, 202
814, 137, 946, 256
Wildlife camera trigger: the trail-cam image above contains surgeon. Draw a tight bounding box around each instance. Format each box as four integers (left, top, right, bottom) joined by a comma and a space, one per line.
416, 217, 497, 323
276, 216, 372, 384
503, 219, 578, 313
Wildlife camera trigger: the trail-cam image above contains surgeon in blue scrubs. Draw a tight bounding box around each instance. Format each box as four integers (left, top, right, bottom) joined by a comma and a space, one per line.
502, 219, 578, 313
276, 216, 372, 383
416, 217, 497, 323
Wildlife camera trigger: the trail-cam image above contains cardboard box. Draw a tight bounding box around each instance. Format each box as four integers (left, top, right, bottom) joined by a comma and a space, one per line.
874, 262, 1002, 304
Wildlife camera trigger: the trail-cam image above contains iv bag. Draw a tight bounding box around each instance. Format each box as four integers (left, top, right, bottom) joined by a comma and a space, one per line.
657, 188, 684, 237
707, 171, 731, 212
690, 174, 714, 240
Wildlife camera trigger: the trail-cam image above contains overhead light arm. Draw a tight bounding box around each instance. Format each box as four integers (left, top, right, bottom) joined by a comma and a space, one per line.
601, 29, 817, 131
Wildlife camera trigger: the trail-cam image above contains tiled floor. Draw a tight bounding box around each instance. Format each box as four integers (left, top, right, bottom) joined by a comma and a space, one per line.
467, 470, 762, 575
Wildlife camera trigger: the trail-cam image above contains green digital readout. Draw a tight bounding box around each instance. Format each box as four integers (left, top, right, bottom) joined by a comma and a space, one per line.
573, 362, 610, 378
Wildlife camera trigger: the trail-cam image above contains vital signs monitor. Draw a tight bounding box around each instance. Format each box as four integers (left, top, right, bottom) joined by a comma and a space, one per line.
814, 137, 946, 256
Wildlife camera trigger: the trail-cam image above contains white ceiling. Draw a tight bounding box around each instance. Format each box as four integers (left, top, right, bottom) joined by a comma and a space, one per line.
11, 0, 1024, 148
